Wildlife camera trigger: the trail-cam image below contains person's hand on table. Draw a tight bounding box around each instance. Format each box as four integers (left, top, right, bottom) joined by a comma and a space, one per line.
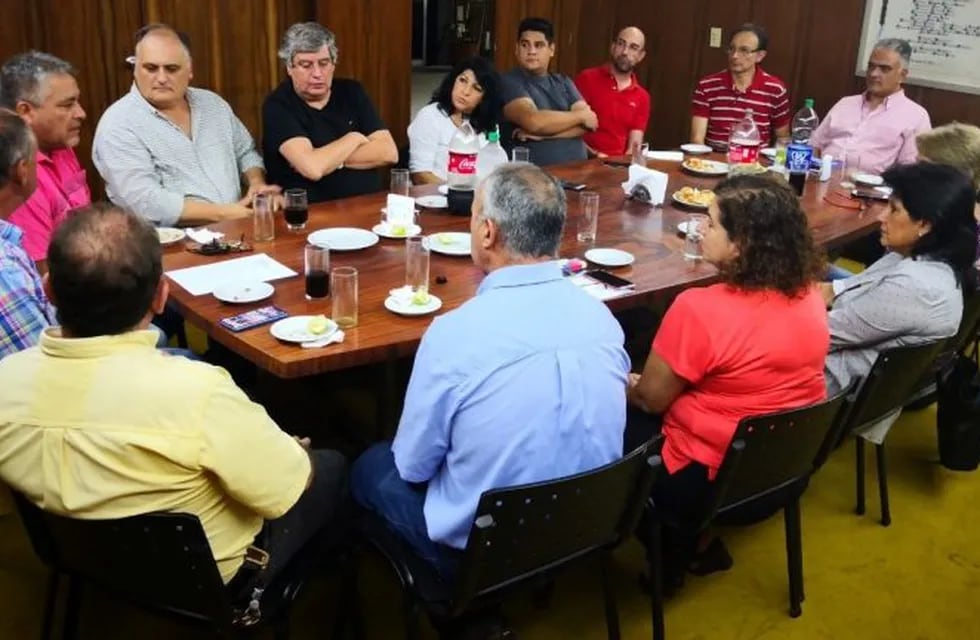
240, 183, 282, 209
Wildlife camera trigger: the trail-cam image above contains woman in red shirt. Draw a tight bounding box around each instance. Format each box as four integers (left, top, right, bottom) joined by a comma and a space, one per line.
627, 174, 828, 590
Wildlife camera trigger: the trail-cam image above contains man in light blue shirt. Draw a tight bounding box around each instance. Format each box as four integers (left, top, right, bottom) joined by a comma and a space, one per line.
351, 162, 629, 579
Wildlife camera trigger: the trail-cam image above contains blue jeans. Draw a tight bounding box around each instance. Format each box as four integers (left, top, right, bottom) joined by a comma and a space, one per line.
350, 442, 459, 579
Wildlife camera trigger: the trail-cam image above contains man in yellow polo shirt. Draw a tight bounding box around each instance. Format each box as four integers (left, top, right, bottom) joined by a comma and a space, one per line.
0, 204, 347, 597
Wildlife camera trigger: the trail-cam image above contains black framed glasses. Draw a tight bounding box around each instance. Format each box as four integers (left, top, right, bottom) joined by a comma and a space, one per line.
726, 45, 760, 56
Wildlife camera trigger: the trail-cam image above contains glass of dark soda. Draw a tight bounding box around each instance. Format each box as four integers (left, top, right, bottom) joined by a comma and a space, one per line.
284, 188, 309, 231
304, 243, 330, 299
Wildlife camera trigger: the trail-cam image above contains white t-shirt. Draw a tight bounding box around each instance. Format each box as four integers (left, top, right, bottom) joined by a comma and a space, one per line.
407, 103, 487, 180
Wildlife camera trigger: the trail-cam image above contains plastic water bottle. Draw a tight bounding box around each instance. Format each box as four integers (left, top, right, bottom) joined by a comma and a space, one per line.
727, 109, 761, 173
447, 119, 479, 191
791, 98, 819, 145
475, 127, 508, 182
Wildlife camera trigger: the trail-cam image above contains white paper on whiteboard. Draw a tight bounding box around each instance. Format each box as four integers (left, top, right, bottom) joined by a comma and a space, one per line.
165, 253, 298, 296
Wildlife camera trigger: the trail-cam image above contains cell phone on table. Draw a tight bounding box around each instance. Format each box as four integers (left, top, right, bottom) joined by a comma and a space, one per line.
219, 305, 288, 332
851, 187, 890, 201
585, 270, 635, 290
559, 179, 587, 191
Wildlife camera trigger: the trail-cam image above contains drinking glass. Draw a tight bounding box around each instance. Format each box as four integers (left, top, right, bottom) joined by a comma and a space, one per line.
512, 146, 530, 163
253, 192, 275, 242
304, 243, 330, 299
331, 267, 358, 328
840, 152, 863, 184
683, 213, 709, 260
284, 188, 308, 232
576, 191, 600, 245
631, 141, 650, 166
405, 236, 430, 294
390, 168, 411, 197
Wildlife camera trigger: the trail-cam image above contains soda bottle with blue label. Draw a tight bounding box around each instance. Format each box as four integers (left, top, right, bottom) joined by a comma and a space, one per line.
786, 143, 813, 197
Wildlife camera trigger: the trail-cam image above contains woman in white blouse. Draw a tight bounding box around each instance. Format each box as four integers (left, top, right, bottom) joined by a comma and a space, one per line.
407, 57, 501, 185
822, 162, 978, 393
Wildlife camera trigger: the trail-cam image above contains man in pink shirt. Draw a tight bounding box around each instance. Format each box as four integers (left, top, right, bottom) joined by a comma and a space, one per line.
0, 51, 90, 263
811, 38, 931, 174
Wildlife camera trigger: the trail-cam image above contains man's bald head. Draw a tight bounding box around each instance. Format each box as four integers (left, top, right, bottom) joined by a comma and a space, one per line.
133, 24, 193, 110
611, 26, 646, 74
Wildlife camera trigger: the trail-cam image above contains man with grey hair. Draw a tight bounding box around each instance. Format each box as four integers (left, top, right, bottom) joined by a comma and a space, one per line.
351, 162, 629, 620
811, 37, 931, 174
0, 51, 90, 262
262, 22, 397, 203
0, 109, 57, 359
92, 24, 277, 227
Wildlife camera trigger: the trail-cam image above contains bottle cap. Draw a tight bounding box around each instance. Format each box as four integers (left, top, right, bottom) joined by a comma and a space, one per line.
804, 98, 814, 108
487, 129, 500, 143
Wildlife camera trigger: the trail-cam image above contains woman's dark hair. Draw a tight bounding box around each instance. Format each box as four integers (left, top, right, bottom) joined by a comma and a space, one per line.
882, 162, 977, 286
713, 174, 824, 297
430, 56, 501, 135
47, 203, 163, 338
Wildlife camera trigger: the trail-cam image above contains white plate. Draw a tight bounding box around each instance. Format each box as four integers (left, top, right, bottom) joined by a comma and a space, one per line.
384, 294, 443, 316
270, 315, 339, 344
423, 232, 471, 256
671, 190, 712, 210
307, 227, 379, 251
585, 248, 635, 267
157, 227, 185, 245
437, 184, 449, 195
680, 143, 712, 155
853, 172, 884, 186
682, 159, 729, 176
372, 223, 423, 239
417, 195, 448, 209
213, 281, 274, 304
760, 147, 777, 159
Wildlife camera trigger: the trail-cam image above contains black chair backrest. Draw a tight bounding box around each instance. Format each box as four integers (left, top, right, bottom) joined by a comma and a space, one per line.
705, 386, 854, 518
12, 494, 233, 628
451, 436, 663, 612
845, 341, 948, 431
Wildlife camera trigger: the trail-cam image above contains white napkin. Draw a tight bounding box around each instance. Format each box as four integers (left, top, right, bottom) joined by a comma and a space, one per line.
301, 329, 346, 349
644, 150, 684, 162
621, 165, 668, 205
385, 194, 416, 225
186, 227, 225, 244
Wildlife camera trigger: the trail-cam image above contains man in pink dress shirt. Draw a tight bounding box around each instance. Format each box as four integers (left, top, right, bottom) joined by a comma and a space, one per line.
0, 51, 91, 263
811, 38, 931, 174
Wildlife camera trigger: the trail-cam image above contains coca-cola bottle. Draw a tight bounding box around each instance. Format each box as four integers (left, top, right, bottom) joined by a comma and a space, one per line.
447, 119, 479, 191
727, 109, 761, 174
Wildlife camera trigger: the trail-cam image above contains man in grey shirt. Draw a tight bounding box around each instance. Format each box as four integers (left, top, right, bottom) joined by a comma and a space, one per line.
93, 24, 277, 227
500, 17, 597, 167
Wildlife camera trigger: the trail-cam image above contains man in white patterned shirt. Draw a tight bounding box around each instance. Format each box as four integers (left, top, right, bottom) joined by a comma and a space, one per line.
93, 24, 277, 227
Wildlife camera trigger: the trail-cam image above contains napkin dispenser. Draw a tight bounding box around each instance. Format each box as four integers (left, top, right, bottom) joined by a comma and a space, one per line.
622, 165, 668, 206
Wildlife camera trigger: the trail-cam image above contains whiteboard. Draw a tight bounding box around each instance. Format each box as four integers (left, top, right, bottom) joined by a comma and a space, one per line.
857, 0, 980, 95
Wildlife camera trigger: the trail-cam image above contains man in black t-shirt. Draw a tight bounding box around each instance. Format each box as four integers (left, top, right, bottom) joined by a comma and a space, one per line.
263, 22, 398, 203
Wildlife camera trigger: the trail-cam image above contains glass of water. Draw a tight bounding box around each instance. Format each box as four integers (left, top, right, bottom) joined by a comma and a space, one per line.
683, 213, 709, 260
576, 191, 599, 245
512, 146, 530, 163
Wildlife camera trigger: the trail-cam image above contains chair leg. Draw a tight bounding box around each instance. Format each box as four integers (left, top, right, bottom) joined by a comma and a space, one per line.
875, 443, 892, 527
783, 500, 804, 618
60, 576, 81, 640
599, 552, 621, 640
647, 510, 665, 640
855, 438, 866, 516
40, 571, 59, 640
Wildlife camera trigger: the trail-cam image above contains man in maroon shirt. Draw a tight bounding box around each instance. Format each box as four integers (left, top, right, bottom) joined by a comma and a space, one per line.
690, 24, 790, 149
574, 26, 651, 158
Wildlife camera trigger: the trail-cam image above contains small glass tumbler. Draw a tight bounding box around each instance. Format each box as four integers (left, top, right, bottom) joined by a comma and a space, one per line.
683, 213, 709, 261
253, 193, 275, 242
390, 168, 411, 197
512, 146, 530, 163
405, 236, 430, 294
304, 243, 330, 300
576, 191, 600, 245
331, 266, 358, 329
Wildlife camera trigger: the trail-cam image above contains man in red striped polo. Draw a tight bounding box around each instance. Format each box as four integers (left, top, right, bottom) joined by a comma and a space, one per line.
690, 24, 790, 150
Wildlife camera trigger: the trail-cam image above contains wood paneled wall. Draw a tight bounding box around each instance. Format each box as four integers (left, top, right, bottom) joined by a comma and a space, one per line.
0, 0, 411, 195
494, 0, 980, 148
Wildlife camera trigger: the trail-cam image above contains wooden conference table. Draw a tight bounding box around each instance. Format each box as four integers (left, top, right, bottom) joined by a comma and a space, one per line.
162, 156, 879, 379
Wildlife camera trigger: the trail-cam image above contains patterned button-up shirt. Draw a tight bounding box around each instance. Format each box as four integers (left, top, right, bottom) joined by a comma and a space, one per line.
0, 219, 56, 359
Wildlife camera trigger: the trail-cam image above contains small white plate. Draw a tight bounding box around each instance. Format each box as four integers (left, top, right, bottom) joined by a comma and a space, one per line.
270, 315, 339, 344
585, 248, 635, 267
213, 281, 274, 304
437, 184, 449, 195
157, 227, 185, 245
853, 172, 884, 187
760, 147, 777, 159
384, 294, 443, 316
307, 227, 379, 251
417, 195, 448, 209
372, 223, 423, 239
423, 232, 471, 256
680, 143, 712, 155
682, 159, 729, 176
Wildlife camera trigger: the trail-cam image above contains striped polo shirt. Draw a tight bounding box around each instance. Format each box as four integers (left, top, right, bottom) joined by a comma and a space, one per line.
692, 68, 790, 148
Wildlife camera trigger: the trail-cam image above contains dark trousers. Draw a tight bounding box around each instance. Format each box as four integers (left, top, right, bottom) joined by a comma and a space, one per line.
229, 449, 349, 599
